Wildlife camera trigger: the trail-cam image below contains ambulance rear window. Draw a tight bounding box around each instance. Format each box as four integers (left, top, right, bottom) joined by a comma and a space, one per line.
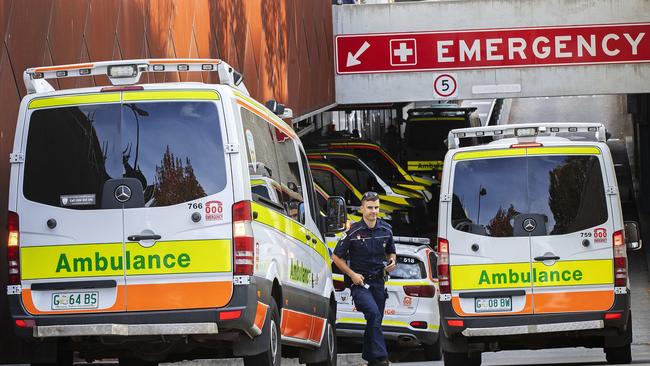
23, 101, 227, 209
451, 155, 608, 237
390, 255, 425, 279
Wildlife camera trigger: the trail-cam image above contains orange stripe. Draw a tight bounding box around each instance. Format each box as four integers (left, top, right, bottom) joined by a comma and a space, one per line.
452, 293, 533, 316
281, 309, 313, 340
127, 281, 232, 311
255, 301, 269, 330
309, 317, 326, 343
21, 286, 126, 315
236, 100, 297, 139
534, 290, 614, 313
35, 63, 94, 72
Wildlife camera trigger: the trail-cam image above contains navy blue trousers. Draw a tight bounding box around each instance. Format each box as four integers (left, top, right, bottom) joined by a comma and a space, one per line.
351, 278, 388, 362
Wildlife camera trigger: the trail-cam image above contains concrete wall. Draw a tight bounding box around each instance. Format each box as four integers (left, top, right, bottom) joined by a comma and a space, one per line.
0, 1, 334, 362
333, 0, 650, 103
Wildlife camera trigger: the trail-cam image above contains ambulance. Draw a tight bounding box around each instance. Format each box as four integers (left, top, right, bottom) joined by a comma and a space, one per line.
437, 123, 641, 366
7, 59, 347, 366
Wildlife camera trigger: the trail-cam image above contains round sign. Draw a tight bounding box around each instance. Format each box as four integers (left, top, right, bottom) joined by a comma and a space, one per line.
433, 73, 457, 98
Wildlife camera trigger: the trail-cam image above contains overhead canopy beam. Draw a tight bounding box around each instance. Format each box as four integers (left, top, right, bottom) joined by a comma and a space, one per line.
333, 0, 650, 103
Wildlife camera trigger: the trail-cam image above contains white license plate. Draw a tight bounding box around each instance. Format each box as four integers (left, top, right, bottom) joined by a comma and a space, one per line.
475, 297, 511, 313
52, 292, 99, 310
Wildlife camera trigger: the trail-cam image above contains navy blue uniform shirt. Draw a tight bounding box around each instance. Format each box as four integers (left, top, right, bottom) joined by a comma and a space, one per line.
333, 218, 396, 276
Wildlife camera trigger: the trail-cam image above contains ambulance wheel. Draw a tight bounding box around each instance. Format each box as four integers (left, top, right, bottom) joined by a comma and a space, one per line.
423, 336, 442, 361
443, 351, 481, 366
307, 304, 337, 366
605, 344, 632, 364
244, 298, 281, 366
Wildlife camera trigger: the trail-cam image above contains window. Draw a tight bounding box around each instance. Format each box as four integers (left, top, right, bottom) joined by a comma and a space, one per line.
274, 133, 305, 223
241, 108, 283, 211
121, 102, 227, 207
299, 150, 320, 227
451, 155, 608, 237
312, 169, 361, 207
24, 102, 227, 209
390, 255, 425, 279
353, 149, 402, 181
330, 158, 385, 194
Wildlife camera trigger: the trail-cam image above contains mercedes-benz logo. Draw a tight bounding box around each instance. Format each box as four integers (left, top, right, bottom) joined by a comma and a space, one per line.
523, 218, 537, 232
114, 185, 132, 203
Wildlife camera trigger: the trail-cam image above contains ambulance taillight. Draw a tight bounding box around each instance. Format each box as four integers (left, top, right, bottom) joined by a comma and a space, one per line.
233, 201, 254, 275
437, 237, 450, 294
613, 230, 627, 287
7, 211, 20, 285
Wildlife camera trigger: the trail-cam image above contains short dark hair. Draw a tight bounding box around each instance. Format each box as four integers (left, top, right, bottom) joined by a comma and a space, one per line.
361, 191, 379, 204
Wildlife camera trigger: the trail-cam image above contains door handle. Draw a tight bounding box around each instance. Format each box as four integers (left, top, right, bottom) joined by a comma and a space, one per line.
534, 255, 560, 261
128, 234, 161, 241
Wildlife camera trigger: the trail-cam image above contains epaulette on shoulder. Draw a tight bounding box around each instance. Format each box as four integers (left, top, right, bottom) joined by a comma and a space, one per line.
379, 219, 392, 230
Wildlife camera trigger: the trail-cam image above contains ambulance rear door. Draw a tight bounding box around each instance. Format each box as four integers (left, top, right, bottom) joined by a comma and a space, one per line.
17, 93, 127, 315
526, 146, 615, 314
120, 90, 234, 312
447, 149, 533, 316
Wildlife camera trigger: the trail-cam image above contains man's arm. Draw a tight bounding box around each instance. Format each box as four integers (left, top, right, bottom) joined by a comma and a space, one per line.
332, 254, 365, 285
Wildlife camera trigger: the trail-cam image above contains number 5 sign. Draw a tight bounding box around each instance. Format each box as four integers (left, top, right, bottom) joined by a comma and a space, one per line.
433, 73, 458, 99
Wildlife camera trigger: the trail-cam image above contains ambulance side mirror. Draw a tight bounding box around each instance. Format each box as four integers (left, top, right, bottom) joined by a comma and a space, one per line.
326, 196, 347, 234
624, 221, 642, 251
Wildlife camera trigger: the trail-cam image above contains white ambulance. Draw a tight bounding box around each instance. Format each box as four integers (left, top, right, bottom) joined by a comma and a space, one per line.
6, 59, 346, 366
437, 123, 641, 366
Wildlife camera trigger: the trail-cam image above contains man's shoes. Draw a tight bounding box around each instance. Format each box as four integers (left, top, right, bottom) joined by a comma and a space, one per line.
368, 359, 389, 366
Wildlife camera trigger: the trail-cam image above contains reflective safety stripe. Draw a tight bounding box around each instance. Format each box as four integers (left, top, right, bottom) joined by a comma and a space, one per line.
385, 280, 431, 287
28, 93, 121, 109
527, 146, 601, 156
379, 194, 410, 206
252, 202, 330, 269
453, 149, 526, 160
453, 146, 601, 161
450, 259, 613, 291
250, 179, 266, 186
407, 160, 443, 171
20, 239, 232, 280
123, 90, 220, 101
337, 317, 438, 330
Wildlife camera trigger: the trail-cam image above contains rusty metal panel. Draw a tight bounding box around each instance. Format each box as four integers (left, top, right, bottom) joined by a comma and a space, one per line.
0, 2, 334, 359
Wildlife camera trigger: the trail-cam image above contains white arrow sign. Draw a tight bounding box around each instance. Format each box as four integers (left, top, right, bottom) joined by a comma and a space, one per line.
346, 41, 370, 67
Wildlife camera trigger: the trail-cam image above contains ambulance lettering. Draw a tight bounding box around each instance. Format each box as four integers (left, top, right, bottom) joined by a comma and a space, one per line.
55, 251, 191, 273
451, 260, 613, 290
205, 200, 224, 221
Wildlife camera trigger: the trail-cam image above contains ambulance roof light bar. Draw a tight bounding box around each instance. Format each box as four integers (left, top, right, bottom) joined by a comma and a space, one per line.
447, 123, 607, 149
23, 58, 249, 96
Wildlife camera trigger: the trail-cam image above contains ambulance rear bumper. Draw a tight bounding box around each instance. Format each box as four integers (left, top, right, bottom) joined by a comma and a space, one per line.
439, 292, 630, 337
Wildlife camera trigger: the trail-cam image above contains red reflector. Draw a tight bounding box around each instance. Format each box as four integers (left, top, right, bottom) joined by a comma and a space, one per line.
510, 143, 543, 148
447, 319, 464, 327
403, 285, 436, 298
15, 319, 35, 328
604, 313, 622, 320
219, 310, 242, 320
100, 85, 144, 92
410, 321, 427, 329
233, 201, 252, 222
